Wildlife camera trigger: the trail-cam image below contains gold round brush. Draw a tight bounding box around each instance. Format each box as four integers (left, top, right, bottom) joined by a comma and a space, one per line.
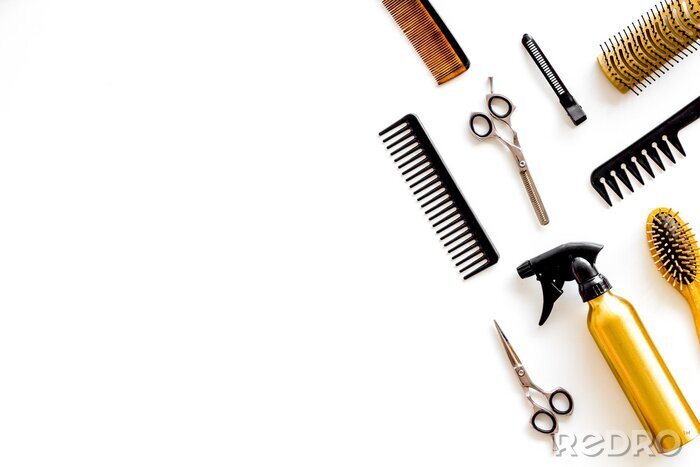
647, 208, 700, 340
598, 0, 700, 94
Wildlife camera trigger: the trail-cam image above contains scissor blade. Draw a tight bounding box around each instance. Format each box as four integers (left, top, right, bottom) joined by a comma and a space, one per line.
494, 320, 523, 369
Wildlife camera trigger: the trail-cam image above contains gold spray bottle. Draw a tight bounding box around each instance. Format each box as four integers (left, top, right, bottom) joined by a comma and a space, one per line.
518, 243, 700, 453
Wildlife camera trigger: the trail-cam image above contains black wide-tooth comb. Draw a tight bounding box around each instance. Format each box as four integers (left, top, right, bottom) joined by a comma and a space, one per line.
379, 114, 499, 280
591, 96, 700, 206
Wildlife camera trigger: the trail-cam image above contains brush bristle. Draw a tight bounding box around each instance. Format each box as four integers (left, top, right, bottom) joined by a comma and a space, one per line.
383, 0, 468, 84
647, 208, 700, 290
597, 0, 700, 94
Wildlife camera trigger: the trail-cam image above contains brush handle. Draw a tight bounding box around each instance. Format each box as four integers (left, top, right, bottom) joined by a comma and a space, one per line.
685, 284, 700, 343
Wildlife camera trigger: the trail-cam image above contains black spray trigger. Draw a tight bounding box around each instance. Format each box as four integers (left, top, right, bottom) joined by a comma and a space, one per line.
538, 275, 565, 326
518, 243, 609, 326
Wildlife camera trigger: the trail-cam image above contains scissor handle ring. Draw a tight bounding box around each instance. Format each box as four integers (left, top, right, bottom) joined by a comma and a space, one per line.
469, 112, 493, 138
488, 94, 513, 119
531, 409, 558, 435
549, 389, 574, 416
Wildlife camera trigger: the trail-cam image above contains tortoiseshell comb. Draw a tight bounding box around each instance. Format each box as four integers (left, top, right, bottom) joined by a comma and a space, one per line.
382, 0, 470, 85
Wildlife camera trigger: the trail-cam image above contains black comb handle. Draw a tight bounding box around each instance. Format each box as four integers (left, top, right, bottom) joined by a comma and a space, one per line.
591, 96, 700, 206
522, 34, 586, 126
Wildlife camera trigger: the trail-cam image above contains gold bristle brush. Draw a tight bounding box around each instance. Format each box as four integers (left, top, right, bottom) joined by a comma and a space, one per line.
598, 0, 700, 94
647, 208, 700, 340
382, 0, 470, 85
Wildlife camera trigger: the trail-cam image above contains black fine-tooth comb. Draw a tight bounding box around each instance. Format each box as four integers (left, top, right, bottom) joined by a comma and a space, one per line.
379, 114, 499, 280
591, 96, 700, 206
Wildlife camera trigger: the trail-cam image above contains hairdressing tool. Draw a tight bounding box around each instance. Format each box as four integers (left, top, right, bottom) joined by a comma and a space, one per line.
518, 243, 700, 453
382, 0, 469, 85
647, 207, 700, 342
591, 95, 700, 206
521, 34, 586, 126
469, 78, 550, 225
597, 0, 700, 94
379, 114, 499, 280
494, 321, 573, 452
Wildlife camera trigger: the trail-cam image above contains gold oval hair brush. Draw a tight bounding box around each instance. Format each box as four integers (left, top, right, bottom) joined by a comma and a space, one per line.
647, 208, 700, 340
598, 0, 700, 94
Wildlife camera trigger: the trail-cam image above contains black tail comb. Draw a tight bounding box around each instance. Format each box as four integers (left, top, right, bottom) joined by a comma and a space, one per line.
379, 114, 499, 280
591, 96, 700, 206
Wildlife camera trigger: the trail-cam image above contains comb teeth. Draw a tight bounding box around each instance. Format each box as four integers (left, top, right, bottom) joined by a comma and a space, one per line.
591, 95, 700, 206
647, 208, 699, 289
597, 0, 700, 94
379, 114, 499, 280
382, 0, 470, 85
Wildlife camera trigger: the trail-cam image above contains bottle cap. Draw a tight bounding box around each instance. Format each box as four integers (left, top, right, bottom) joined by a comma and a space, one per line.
572, 257, 612, 302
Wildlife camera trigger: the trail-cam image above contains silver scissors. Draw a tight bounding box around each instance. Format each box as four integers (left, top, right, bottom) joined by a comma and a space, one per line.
469, 78, 550, 226
494, 321, 573, 451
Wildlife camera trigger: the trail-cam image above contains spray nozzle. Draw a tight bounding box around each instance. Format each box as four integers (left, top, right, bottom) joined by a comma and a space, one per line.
517, 243, 610, 325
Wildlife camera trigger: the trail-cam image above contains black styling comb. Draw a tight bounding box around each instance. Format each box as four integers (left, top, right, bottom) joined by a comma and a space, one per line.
522, 34, 586, 125
379, 114, 499, 280
591, 96, 700, 206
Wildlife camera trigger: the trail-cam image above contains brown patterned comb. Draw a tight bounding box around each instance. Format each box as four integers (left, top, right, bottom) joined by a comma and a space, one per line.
382, 0, 470, 85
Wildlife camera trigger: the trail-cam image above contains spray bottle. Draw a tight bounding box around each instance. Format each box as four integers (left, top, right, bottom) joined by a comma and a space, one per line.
517, 242, 700, 453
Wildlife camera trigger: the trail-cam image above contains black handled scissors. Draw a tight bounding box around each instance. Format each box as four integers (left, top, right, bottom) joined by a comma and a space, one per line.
468, 78, 550, 226
494, 321, 573, 451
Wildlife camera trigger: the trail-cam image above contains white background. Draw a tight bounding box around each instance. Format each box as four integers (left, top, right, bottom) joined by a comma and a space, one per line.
1, 0, 700, 465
